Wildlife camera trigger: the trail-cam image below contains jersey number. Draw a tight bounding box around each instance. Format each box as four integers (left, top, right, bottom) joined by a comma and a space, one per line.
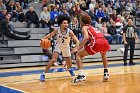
93, 27, 100, 33
62, 38, 64, 43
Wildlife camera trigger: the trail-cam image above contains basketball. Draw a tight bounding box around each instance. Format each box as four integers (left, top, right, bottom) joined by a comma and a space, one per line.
40, 38, 51, 49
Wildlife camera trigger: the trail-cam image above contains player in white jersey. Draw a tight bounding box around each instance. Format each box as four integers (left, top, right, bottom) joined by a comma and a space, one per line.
40, 14, 79, 81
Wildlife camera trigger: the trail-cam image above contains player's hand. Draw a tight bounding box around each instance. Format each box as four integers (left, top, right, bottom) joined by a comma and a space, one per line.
124, 41, 127, 45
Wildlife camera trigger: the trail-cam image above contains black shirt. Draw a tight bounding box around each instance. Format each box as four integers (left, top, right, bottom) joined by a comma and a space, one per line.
123, 25, 136, 38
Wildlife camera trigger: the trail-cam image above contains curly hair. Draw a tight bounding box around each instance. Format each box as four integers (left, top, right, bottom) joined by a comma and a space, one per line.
80, 14, 91, 24
57, 14, 71, 26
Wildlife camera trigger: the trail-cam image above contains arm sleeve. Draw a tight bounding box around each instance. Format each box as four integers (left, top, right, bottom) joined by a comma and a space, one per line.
133, 26, 136, 33
123, 26, 127, 33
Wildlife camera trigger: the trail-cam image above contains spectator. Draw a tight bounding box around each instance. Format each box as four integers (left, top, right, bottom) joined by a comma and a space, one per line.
106, 3, 113, 17
15, 2, 25, 22
41, 0, 49, 7
108, 21, 122, 44
69, 17, 80, 38
66, 0, 73, 12
100, 22, 112, 44
59, 8, 70, 16
89, 0, 95, 10
110, 10, 117, 21
120, 1, 126, 15
55, 0, 61, 6
88, 7, 97, 26
0, 9, 7, 22
95, 18, 102, 30
68, 6, 76, 18
6, 1, 18, 21
50, 6, 59, 22
0, 13, 30, 40
96, 8, 105, 22
40, 7, 50, 28
0, 0, 6, 13
25, 7, 40, 28
114, 0, 121, 14
75, 2, 82, 19
123, 18, 138, 66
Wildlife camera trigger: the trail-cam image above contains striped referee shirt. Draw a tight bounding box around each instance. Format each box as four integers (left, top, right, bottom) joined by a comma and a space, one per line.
123, 25, 136, 38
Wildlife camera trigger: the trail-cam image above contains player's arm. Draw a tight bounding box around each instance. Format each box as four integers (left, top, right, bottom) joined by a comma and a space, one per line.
42, 29, 57, 39
79, 26, 89, 50
70, 30, 80, 48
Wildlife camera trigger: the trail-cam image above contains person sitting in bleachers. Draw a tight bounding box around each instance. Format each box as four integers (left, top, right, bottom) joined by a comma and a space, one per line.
39, 7, 50, 28
6, 1, 19, 22
107, 21, 122, 44
0, 13, 30, 40
49, 6, 59, 22
0, 0, 6, 13
96, 8, 105, 22
88, 7, 97, 27
69, 17, 80, 38
0, 9, 7, 22
15, 2, 25, 22
100, 22, 112, 44
25, 7, 40, 28
59, 8, 70, 16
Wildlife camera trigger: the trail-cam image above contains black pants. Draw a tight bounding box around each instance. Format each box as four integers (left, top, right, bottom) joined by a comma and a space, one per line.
13, 30, 29, 35
1, 30, 30, 40
123, 38, 135, 63
40, 19, 50, 28
26, 20, 40, 28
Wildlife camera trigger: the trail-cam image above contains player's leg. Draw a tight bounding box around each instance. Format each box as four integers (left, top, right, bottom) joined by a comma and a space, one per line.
44, 52, 59, 73
72, 47, 89, 83
40, 52, 59, 81
100, 52, 109, 82
62, 48, 75, 76
65, 57, 75, 76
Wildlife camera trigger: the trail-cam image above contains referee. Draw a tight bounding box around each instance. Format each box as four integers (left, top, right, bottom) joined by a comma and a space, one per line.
123, 18, 139, 66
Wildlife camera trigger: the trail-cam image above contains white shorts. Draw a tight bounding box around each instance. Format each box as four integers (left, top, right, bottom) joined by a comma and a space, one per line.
53, 45, 71, 57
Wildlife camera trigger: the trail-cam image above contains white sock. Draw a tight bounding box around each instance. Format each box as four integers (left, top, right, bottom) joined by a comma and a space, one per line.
78, 69, 84, 75
42, 72, 45, 75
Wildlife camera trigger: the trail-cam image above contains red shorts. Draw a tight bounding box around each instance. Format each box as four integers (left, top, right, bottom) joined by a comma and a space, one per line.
85, 38, 110, 55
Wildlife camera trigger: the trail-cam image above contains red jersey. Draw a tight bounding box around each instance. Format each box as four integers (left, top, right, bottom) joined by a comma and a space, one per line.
84, 25, 110, 55
87, 25, 104, 42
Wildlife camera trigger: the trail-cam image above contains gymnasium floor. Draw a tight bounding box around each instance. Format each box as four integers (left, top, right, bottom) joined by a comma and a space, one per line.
0, 59, 140, 93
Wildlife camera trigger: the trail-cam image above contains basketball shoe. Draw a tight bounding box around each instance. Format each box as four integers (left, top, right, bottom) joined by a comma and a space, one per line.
71, 74, 86, 83
40, 73, 45, 82
103, 69, 109, 82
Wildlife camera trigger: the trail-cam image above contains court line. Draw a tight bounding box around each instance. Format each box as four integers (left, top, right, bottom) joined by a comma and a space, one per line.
0, 84, 29, 93
0, 62, 140, 78
1, 65, 140, 85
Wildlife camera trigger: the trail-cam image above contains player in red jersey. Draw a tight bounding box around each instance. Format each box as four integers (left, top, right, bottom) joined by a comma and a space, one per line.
71, 14, 110, 83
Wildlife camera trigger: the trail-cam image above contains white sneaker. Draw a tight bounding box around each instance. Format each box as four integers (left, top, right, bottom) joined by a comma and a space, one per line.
103, 72, 109, 82
72, 75, 86, 83
54, 62, 59, 67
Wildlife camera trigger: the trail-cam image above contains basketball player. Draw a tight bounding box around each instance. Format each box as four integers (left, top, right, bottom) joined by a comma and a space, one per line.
40, 14, 79, 81
71, 14, 110, 83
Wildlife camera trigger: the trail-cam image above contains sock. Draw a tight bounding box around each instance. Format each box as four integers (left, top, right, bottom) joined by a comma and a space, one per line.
42, 72, 45, 75
104, 69, 108, 73
78, 69, 84, 75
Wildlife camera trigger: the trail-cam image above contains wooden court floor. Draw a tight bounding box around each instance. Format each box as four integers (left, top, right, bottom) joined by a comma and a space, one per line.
0, 59, 140, 93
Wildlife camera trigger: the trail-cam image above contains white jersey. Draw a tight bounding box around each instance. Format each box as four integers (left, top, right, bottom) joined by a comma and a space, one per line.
55, 27, 71, 48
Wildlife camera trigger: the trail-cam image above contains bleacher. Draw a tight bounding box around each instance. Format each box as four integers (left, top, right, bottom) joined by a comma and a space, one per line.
0, 2, 140, 69
0, 34, 140, 68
